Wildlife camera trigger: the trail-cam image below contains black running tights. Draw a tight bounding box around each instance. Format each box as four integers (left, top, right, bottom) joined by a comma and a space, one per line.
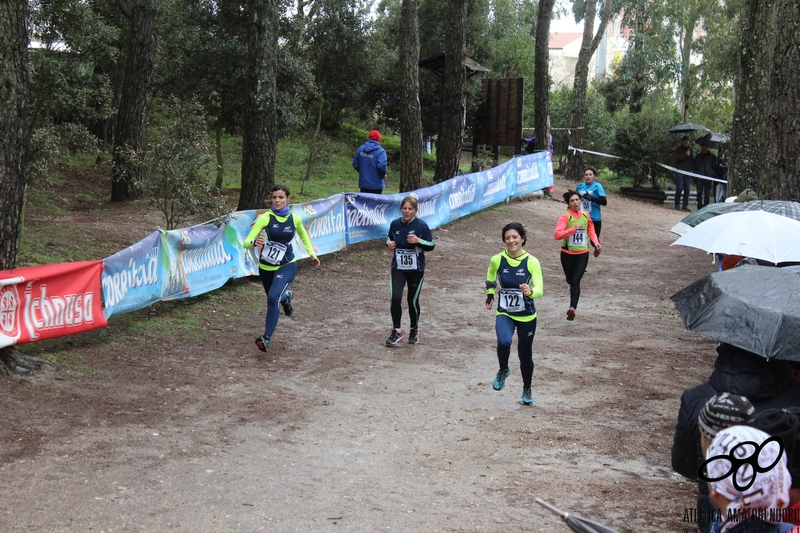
390, 269, 425, 329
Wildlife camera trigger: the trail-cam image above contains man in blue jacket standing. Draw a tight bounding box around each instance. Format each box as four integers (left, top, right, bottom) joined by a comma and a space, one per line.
353, 130, 387, 194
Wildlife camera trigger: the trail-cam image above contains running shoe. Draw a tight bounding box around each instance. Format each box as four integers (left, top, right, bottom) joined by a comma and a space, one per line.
255, 335, 270, 352
408, 327, 419, 344
593, 248, 601, 258
521, 388, 533, 405
492, 368, 511, 391
281, 290, 293, 317
385, 329, 403, 346
566, 307, 576, 321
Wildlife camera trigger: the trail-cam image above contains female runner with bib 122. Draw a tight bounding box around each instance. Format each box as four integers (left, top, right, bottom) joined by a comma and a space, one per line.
485, 223, 543, 405
244, 184, 320, 352
385, 196, 435, 346
553, 190, 601, 322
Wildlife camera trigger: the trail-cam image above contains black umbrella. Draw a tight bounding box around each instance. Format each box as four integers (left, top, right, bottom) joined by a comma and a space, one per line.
671, 266, 800, 361
536, 498, 621, 533
668, 122, 711, 134
695, 132, 730, 150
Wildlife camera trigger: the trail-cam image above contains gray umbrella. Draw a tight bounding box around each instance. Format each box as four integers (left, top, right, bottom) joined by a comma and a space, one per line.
671, 265, 800, 361
670, 200, 800, 236
668, 123, 711, 134
695, 132, 730, 150
536, 498, 620, 533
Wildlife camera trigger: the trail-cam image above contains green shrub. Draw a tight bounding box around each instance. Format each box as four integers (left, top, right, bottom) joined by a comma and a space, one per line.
610, 97, 680, 188
140, 97, 228, 229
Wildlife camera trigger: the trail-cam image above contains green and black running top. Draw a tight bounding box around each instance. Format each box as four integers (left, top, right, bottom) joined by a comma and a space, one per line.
244, 210, 316, 271
386, 216, 435, 272
485, 250, 543, 322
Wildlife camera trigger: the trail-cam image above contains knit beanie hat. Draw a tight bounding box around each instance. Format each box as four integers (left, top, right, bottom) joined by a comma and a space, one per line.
368, 130, 381, 142
753, 407, 800, 488
698, 392, 756, 440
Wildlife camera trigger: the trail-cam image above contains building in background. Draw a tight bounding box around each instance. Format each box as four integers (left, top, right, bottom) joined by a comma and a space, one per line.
548, 15, 629, 87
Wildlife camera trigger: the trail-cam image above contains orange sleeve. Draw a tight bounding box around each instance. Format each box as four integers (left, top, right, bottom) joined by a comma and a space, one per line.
553, 212, 575, 240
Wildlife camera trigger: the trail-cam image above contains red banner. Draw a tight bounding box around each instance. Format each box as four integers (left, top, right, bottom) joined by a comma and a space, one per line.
0, 261, 107, 348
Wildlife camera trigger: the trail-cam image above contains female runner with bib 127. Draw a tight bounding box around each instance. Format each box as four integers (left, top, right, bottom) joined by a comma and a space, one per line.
244, 184, 320, 352
485, 223, 543, 406
385, 196, 435, 346
553, 190, 601, 322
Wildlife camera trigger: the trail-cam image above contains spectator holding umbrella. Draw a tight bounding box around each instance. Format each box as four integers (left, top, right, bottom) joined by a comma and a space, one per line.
671, 344, 800, 532
694, 141, 718, 209
673, 136, 694, 212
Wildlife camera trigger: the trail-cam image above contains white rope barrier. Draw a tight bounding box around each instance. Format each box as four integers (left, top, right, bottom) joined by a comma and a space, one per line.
568, 145, 728, 184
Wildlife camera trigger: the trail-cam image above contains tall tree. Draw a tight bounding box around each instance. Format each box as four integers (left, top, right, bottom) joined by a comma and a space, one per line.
0, 0, 41, 374
0, 0, 29, 271
111, 0, 158, 201
729, 0, 799, 200
564, 0, 614, 181
300, 0, 376, 128
531, 0, 554, 153
433, 0, 468, 183
238, 0, 280, 210
398, 0, 423, 192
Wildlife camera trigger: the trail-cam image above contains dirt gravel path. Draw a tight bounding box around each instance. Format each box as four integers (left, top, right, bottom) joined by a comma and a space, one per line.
0, 178, 718, 532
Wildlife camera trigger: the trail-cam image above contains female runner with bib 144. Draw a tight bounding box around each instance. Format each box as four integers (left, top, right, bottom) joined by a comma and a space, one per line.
385, 196, 435, 346
553, 190, 601, 322
485, 223, 543, 406
244, 184, 320, 352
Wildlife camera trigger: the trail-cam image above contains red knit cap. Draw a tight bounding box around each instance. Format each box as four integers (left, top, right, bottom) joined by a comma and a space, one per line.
368, 130, 381, 142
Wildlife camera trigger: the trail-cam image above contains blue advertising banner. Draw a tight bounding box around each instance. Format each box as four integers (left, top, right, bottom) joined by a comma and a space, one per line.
344, 192, 401, 244
408, 181, 450, 230
443, 173, 483, 222
513, 151, 553, 195
101, 231, 163, 318
160, 225, 238, 301
480, 159, 517, 208
225, 211, 261, 277
290, 194, 347, 259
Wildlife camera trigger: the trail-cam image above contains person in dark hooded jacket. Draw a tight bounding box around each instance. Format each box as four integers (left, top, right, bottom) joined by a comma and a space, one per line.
671, 343, 800, 532
353, 130, 388, 194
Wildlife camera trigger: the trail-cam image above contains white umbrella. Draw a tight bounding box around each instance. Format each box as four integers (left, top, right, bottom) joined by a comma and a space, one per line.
671, 210, 800, 264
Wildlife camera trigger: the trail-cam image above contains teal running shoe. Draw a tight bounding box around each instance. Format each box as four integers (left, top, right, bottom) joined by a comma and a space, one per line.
521, 388, 533, 405
492, 368, 510, 391
281, 290, 293, 317
255, 335, 270, 352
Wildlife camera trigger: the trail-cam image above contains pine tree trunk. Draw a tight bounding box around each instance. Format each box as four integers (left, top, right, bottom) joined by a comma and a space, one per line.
237, 0, 279, 211
730, 0, 799, 200
565, 0, 613, 182
532, 0, 555, 153
0, 0, 34, 374
433, 0, 467, 184
398, 0, 423, 193
0, 0, 29, 271
111, 0, 158, 202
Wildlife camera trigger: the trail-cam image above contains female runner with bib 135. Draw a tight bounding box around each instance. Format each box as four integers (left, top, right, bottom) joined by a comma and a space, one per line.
244, 184, 320, 352
385, 196, 435, 346
485, 223, 543, 405
553, 190, 601, 322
